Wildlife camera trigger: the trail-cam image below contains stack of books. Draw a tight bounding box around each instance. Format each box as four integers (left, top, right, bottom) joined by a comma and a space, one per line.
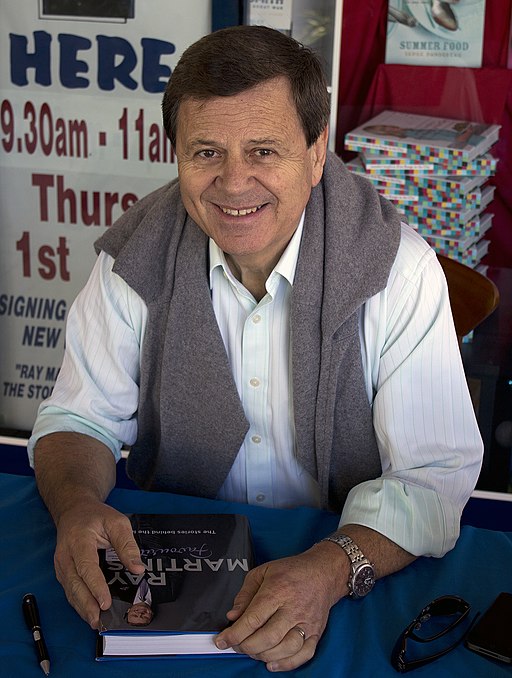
344, 110, 501, 271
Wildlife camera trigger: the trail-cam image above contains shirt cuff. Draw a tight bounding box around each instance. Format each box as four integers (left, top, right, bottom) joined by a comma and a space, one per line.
27, 406, 123, 467
339, 478, 460, 558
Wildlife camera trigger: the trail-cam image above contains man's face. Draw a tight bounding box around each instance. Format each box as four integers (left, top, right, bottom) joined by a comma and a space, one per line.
175, 76, 328, 274
126, 602, 153, 626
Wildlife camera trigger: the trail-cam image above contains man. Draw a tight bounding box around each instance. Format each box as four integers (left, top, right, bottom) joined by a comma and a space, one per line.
28, 25, 482, 672
126, 601, 153, 627
124, 579, 154, 627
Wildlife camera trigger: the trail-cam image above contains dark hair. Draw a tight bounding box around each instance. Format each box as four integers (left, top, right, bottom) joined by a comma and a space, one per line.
162, 25, 330, 148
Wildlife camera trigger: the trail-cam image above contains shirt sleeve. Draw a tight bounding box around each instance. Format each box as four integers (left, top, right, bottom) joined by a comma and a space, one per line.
27, 251, 147, 466
341, 225, 483, 557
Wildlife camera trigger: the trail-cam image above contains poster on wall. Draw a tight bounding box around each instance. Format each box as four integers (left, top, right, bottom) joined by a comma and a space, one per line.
246, 0, 343, 151
385, 0, 486, 67
0, 0, 211, 434
247, 0, 293, 32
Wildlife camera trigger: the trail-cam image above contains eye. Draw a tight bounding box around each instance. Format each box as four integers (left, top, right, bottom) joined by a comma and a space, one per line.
197, 149, 220, 159
254, 148, 274, 158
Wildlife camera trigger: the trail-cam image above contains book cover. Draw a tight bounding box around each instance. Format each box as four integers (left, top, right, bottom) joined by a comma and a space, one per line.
427, 236, 490, 266
390, 190, 481, 211
416, 191, 481, 210
424, 214, 493, 256
360, 149, 498, 174
97, 513, 254, 660
345, 156, 489, 209
402, 184, 493, 225
408, 173, 488, 193
385, 0, 486, 67
362, 161, 496, 178
409, 212, 492, 239
345, 110, 500, 164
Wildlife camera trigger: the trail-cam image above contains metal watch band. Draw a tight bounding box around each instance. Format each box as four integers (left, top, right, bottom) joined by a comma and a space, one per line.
321, 534, 375, 598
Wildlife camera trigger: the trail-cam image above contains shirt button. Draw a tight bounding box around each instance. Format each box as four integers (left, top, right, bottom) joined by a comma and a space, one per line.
256, 494, 265, 502
252, 314, 262, 324
249, 377, 260, 388
251, 435, 261, 444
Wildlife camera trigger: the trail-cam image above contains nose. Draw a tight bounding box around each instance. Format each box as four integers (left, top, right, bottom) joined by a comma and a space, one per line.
215, 154, 254, 195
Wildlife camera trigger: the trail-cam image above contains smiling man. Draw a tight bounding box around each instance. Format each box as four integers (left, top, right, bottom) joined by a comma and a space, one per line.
174, 76, 327, 301
29, 26, 482, 672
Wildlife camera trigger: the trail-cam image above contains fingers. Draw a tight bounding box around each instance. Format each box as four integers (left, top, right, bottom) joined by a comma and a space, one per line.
225, 564, 267, 622
108, 518, 145, 573
233, 620, 319, 673
227, 608, 320, 666
262, 631, 319, 673
216, 550, 336, 671
54, 503, 145, 628
217, 565, 275, 645
54, 530, 109, 628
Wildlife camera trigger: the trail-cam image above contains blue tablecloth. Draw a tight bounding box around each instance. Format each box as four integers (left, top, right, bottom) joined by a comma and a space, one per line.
1, 473, 511, 677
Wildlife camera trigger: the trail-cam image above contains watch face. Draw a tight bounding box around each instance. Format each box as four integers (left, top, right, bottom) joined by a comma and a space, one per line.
353, 564, 375, 597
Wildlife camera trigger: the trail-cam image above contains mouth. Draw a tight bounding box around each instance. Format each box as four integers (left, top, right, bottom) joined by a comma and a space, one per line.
219, 204, 265, 217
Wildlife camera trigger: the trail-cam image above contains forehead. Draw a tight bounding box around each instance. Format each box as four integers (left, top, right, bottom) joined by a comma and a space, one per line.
176, 77, 305, 145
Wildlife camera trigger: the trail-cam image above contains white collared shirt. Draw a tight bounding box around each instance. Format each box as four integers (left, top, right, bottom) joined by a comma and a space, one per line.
28, 221, 483, 557
209, 214, 320, 508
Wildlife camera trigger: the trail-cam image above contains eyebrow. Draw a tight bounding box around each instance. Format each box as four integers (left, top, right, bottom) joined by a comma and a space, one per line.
188, 139, 218, 148
188, 137, 282, 148
248, 138, 281, 146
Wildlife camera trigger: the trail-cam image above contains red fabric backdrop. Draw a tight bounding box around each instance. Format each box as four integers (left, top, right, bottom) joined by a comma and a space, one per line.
335, 0, 512, 268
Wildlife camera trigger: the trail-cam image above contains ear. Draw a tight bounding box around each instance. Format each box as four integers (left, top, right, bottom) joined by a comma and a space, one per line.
310, 126, 329, 187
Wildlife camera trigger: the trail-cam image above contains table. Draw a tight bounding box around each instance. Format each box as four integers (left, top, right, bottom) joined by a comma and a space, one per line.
1, 474, 511, 677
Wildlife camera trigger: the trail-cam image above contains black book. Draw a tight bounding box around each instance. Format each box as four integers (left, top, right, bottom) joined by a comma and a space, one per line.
96, 513, 254, 660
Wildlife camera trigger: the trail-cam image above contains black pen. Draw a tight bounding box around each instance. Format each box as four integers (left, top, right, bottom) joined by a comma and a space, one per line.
22, 593, 51, 676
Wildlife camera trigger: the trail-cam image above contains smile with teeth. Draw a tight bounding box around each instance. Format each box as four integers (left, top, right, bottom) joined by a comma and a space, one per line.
221, 205, 263, 217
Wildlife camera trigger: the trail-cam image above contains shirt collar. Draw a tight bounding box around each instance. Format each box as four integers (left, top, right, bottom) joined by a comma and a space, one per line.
209, 210, 305, 290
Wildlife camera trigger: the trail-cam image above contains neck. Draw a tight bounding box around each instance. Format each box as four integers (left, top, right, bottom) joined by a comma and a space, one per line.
225, 254, 276, 302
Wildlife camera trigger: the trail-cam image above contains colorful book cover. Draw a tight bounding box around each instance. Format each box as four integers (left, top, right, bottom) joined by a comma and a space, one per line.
399, 170, 488, 192
424, 215, 493, 253
413, 212, 493, 239
402, 184, 493, 223
363, 163, 496, 178
97, 513, 254, 660
385, 0, 487, 67
391, 190, 481, 211
345, 110, 500, 164
382, 191, 420, 205
429, 238, 490, 266
348, 140, 502, 160
344, 156, 490, 194
399, 172, 489, 193
452, 238, 490, 266
408, 186, 482, 208
361, 148, 499, 173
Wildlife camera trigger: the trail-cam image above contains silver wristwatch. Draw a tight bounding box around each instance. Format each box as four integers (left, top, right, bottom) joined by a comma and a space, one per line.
322, 534, 375, 599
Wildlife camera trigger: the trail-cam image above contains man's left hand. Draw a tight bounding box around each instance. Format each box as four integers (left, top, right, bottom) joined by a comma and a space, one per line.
215, 543, 347, 671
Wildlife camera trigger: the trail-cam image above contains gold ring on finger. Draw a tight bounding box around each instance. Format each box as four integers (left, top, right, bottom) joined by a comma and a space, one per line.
294, 626, 306, 641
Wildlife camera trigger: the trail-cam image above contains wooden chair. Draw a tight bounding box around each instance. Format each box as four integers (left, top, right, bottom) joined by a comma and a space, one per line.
437, 253, 500, 343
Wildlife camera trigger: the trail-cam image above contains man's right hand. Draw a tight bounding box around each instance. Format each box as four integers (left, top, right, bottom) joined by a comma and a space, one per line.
32, 433, 146, 628
54, 499, 146, 628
